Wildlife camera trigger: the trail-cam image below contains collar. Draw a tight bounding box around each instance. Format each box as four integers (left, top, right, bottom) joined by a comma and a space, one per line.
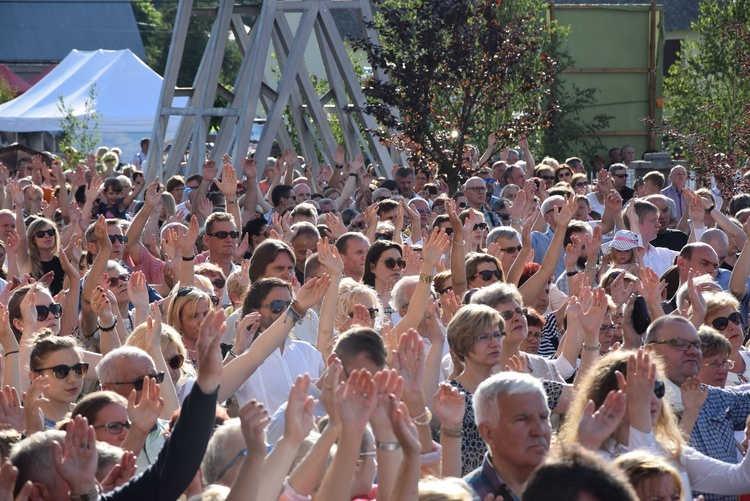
483, 453, 520, 501
665, 378, 684, 415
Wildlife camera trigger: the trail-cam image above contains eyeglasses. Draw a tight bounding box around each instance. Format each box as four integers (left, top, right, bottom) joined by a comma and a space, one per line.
484, 178, 495, 185
217, 448, 247, 481
473, 222, 488, 231
473, 269, 501, 282
34, 362, 89, 380
348, 308, 379, 319
108, 274, 130, 287
209, 295, 220, 306
526, 332, 542, 341
108, 235, 128, 244
212, 278, 226, 289
437, 285, 453, 295
375, 233, 394, 241
647, 338, 702, 351
498, 245, 522, 254
540, 175, 555, 181
711, 312, 743, 330
177, 287, 195, 297
167, 354, 185, 370
381, 258, 406, 270
599, 324, 616, 333
458, 202, 468, 209
94, 420, 131, 435
574, 182, 588, 188
475, 330, 505, 343
36, 302, 63, 321
466, 186, 486, 193
654, 380, 665, 399
443, 227, 453, 235
260, 300, 292, 314
500, 307, 527, 320
416, 208, 431, 215
35, 229, 56, 239
207, 231, 240, 239
559, 171, 572, 177
108, 372, 165, 391
704, 359, 734, 371
613, 174, 628, 179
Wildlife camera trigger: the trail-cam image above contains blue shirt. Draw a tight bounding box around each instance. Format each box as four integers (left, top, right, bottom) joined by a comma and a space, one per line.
531, 227, 565, 279
464, 453, 520, 501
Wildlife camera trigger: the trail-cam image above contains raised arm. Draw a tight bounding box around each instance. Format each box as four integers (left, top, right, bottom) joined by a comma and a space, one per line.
8, 181, 29, 273
216, 156, 241, 230
81, 216, 113, 338
315, 239, 344, 356
730, 218, 750, 299
125, 179, 163, 266
241, 157, 259, 223
446, 200, 468, 297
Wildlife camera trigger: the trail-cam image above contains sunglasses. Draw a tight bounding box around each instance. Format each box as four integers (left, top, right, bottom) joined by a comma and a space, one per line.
500, 307, 527, 320
94, 420, 131, 435
209, 295, 220, 307
260, 299, 292, 314
207, 231, 240, 239
416, 208, 431, 215
36, 302, 63, 321
711, 312, 743, 330
574, 182, 588, 188
654, 380, 665, 399
108, 235, 128, 244
498, 245, 522, 254
108, 274, 130, 287
473, 222, 488, 231
382, 258, 407, 270
212, 278, 226, 289
498, 213, 511, 221
559, 171, 572, 177
466, 186, 486, 193
35, 362, 89, 380
375, 233, 393, 241
110, 372, 166, 391
540, 175, 555, 181
458, 202, 468, 209
436, 285, 453, 295
473, 269, 502, 282
217, 448, 247, 481
613, 174, 628, 179
167, 354, 185, 370
35, 229, 55, 238
348, 308, 379, 319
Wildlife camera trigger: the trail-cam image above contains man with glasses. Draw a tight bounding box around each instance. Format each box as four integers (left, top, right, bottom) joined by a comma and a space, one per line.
609, 163, 634, 203
645, 316, 750, 501
97, 346, 169, 470
234, 277, 324, 413
464, 176, 502, 229
487, 226, 523, 277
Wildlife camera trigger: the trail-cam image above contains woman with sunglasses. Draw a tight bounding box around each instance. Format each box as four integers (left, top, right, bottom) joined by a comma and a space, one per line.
458, 209, 487, 253
335, 278, 381, 333
561, 349, 750, 499
127, 321, 193, 393
555, 164, 574, 185
28, 333, 88, 428
21, 217, 65, 295
465, 253, 503, 290
534, 165, 557, 190
362, 240, 404, 321
703, 291, 750, 386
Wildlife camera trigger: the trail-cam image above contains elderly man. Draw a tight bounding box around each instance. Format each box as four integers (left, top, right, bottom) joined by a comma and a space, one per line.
645, 316, 750, 501
464, 176, 502, 228
464, 372, 551, 500
487, 226, 522, 278
609, 163, 634, 203
408, 197, 432, 230
662, 165, 689, 221
395, 166, 416, 199
531, 195, 575, 279
503, 165, 526, 188
293, 182, 312, 203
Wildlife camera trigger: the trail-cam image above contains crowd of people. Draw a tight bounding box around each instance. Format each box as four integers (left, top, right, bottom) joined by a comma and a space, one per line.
0, 139, 750, 501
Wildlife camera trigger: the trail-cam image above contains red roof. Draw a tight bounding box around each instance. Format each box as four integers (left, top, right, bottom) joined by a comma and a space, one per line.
26, 64, 57, 86
0, 65, 31, 95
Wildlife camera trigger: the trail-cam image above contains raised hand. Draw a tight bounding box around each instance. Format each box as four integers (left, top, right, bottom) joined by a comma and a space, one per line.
52, 416, 98, 495
332, 146, 346, 167
100, 451, 137, 493
234, 312, 261, 354
577, 390, 627, 451
324, 212, 348, 240
202, 160, 218, 182
295, 274, 331, 310
369, 368, 404, 434
214, 163, 238, 198
433, 383, 465, 431
609, 271, 636, 305
176, 216, 200, 257
422, 226, 450, 269
339, 369, 377, 431
127, 376, 164, 435
391, 329, 425, 394
389, 397, 421, 455
0, 459, 32, 500
681, 375, 708, 415
22, 375, 49, 436
126, 270, 149, 314
283, 374, 315, 444
504, 354, 528, 373
242, 157, 258, 180
0, 386, 26, 433
238, 400, 271, 457
316, 238, 344, 276
636, 266, 666, 305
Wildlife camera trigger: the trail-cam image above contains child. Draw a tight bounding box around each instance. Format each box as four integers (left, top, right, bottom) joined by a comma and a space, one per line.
599, 230, 641, 280
97, 177, 143, 219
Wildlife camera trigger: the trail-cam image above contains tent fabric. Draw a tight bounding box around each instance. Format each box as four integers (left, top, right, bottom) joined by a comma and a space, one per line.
0, 65, 31, 95
0, 49, 182, 134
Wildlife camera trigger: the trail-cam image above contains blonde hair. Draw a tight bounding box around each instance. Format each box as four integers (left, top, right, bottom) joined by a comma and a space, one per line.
126, 322, 195, 379
614, 450, 684, 501
418, 476, 474, 501
704, 291, 740, 321
167, 287, 211, 339
335, 278, 381, 332
447, 304, 504, 362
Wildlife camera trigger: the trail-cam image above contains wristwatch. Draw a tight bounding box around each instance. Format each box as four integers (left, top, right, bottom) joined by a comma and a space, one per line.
69, 487, 100, 501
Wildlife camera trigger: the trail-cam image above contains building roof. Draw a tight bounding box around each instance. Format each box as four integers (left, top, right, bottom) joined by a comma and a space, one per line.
0, 0, 146, 63
554, 0, 699, 32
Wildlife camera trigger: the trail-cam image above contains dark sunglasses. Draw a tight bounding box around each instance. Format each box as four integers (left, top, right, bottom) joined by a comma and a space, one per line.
94, 420, 131, 435
444, 227, 454, 235
108, 274, 130, 287
382, 257, 407, 270
437, 286, 453, 295
711, 312, 743, 330
36, 302, 63, 321
654, 380, 665, 399
473, 222, 488, 231
540, 175, 555, 180
499, 245, 522, 254
473, 269, 502, 281
35, 362, 89, 380
498, 213, 511, 221
613, 173, 628, 179
260, 299, 292, 314
108, 235, 128, 244
207, 231, 240, 239
349, 308, 379, 319
110, 372, 165, 391
375, 233, 393, 241
500, 307, 527, 320
458, 202, 468, 209
167, 354, 185, 370
35, 229, 55, 238
212, 278, 226, 289
574, 182, 588, 188
209, 295, 220, 307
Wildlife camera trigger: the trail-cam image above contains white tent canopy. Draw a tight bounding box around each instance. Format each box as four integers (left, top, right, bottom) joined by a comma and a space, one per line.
0, 49, 182, 134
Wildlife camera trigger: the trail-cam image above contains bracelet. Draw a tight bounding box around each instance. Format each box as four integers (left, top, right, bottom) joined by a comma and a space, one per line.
585, 264, 598, 270
566, 270, 578, 277
290, 300, 307, 318
441, 427, 462, 438
376, 441, 401, 451
182, 255, 195, 261
511, 219, 524, 225
452, 240, 466, 246
226, 199, 238, 204
97, 318, 117, 332
228, 348, 238, 359
285, 305, 302, 324
69, 487, 100, 501
582, 343, 602, 352
419, 273, 433, 284
705, 205, 715, 214
411, 408, 432, 426
3, 350, 18, 357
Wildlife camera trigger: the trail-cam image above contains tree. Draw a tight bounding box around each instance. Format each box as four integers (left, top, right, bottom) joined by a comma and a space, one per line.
57, 85, 101, 168
0, 77, 19, 105
660, 0, 750, 196
354, 0, 557, 187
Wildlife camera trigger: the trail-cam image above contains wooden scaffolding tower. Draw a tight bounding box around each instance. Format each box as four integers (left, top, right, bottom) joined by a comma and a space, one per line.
147, 0, 395, 181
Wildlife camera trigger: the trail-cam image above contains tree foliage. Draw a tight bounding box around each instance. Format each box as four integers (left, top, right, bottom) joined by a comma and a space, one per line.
663, 0, 750, 163
56, 85, 101, 167
354, 0, 557, 187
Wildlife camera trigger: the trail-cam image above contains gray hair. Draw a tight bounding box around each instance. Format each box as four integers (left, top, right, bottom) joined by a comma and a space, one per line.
487, 226, 520, 246
470, 282, 523, 309
96, 346, 155, 384
290, 221, 320, 241
674, 274, 722, 312
202, 418, 242, 486
187, 485, 231, 501
318, 198, 338, 210
10, 430, 66, 492
474, 372, 546, 426
644, 315, 696, 344
392, 276, 419, 311
540, 195, 564, 215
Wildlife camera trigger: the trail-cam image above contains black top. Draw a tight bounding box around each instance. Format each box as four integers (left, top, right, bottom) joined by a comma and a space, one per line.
40, 255, 65, 296
652, 229, 689, 252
